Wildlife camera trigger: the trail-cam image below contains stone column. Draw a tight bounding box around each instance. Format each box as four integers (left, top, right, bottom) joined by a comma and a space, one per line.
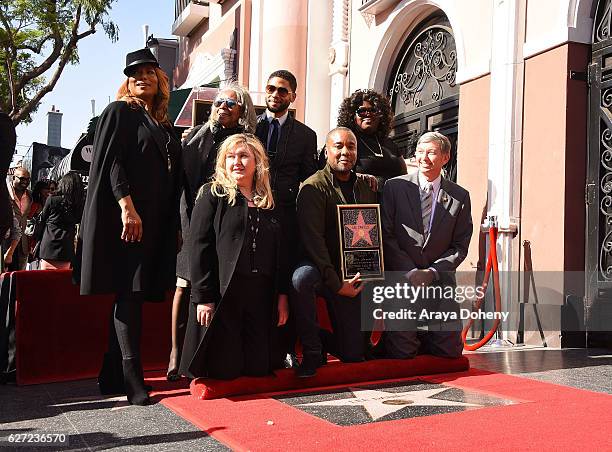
329, 0, 350, 129
486, 0, 526, 343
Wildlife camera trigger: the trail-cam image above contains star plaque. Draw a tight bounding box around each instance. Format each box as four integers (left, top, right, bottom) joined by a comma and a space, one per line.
337, 204, 384, 281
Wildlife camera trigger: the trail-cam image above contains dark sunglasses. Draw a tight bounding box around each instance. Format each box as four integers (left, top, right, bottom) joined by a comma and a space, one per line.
213, 97, 241, 109
356, 106, 380, 118
14, 176, 30, 182
265, 84, 292, 97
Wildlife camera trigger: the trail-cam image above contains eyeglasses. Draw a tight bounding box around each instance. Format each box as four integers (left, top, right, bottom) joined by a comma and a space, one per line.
265, 85, 293, 97
356, 106, 380, 118
14, 176, 30, 182
213, 98, 241, 109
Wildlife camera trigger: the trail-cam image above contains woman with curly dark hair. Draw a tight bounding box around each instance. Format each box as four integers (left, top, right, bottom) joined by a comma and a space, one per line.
336, 89, 406, 190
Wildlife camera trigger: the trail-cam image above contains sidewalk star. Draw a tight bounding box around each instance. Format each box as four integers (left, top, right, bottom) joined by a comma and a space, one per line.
298, 386, 481, 421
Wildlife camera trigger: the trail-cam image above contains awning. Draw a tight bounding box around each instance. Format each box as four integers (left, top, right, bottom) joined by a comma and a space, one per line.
173, 86, 219, 128
168, 88, 191, 124
48, 132, 93, 183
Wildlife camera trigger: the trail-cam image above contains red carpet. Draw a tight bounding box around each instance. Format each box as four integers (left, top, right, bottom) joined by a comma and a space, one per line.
11, 270, 171, 384
158, 368, 612, 451
191, 355, 469, 399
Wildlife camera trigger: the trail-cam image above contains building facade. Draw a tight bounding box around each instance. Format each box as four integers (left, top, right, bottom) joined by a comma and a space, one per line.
172, 0, 612, 348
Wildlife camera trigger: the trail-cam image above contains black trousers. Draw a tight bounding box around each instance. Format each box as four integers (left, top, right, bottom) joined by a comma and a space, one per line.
277, 204, 299, 356
204, 273, 274, 380
291, 261, 366, 362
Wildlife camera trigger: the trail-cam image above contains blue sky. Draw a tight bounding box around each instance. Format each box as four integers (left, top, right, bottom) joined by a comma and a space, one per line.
14, 0, 174, 158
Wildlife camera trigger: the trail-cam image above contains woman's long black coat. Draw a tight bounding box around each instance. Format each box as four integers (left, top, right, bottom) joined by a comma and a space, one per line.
79, 101, 182, 300
37, 195, 82, 261
179, 184, 289, 378
175, 124, 213, 280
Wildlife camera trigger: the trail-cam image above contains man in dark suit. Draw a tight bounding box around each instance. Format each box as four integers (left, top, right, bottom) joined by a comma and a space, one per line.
381, 131, 472, 359
255, 70, 318, 366
255, 69, 318, 209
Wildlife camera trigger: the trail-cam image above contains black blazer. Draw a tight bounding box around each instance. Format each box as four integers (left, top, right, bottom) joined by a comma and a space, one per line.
255, 113, 317, 206
381, 172, 472, 285
179, 183, 288, 377
79, 101, 182, 300
37, 195, 82, 261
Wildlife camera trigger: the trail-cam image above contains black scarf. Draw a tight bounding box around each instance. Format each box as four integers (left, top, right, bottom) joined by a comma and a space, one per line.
211, 122, 244, 143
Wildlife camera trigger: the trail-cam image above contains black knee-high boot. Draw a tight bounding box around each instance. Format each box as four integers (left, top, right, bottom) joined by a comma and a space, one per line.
114, 292, 150, 406
98, 306, 125, 395
122, 357, 149, 406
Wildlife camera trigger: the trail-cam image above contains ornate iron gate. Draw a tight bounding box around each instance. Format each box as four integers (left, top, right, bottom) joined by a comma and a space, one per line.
387, 15, 459, 181
586, 0, 612, 338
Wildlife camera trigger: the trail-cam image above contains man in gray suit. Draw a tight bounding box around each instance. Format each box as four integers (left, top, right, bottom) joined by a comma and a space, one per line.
380, 131, 472, 358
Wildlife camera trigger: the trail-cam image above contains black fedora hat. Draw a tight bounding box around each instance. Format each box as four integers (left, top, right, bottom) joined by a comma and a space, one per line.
123, 48, 159, 76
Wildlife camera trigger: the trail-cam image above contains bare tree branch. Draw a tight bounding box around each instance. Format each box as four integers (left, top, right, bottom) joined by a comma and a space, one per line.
13, 1, 66, 94
2, 0, 118, 124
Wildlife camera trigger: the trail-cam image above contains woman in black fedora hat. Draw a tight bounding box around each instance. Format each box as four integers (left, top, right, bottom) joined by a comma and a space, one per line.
78, 48, 182, 405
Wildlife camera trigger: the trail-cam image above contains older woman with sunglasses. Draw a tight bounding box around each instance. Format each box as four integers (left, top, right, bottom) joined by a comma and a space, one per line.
166, 83, 257, 381
337, 89, 406, 192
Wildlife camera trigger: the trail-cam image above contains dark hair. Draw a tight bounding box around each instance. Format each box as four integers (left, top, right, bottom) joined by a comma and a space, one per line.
337, 89, 394, 139
268, 70, 297, 92
57, 172, 84, 212
32, 179, 51, 204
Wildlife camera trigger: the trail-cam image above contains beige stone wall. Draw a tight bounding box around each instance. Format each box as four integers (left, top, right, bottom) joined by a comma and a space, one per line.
348, 0, 493, 92
522, 45, 569, 272
257, 0, 309, 120
519, 42, 588, 346
524, 0, 593, 57
521, 43, 588, 273
456, 75, 491, 273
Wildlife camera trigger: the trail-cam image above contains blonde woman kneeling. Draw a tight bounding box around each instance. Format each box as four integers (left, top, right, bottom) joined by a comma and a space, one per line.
179, 134, 289, 379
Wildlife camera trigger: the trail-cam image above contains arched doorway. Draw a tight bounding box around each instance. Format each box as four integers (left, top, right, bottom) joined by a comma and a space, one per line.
386, 14, 459, 180
586, 0, 612, 344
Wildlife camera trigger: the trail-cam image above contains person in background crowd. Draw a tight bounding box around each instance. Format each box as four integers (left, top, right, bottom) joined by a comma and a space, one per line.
255, 69, 318, 368
3, 214, 22, 272
79, 48, 182, 405
0, 112, 17, 262
179, 134, 289, 379
166, 83, 257, 381
36, 173, 84, 270
4, 167, 32, 270
30, 179, 52, 219
26, 179, 52, 260
336, 89, 406, 192
291, 127, 377, 377
48, 180, 58, 196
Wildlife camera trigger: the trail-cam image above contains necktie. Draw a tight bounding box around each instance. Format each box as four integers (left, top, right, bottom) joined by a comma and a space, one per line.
268, 118, 279, 159
421, 182, 433, 235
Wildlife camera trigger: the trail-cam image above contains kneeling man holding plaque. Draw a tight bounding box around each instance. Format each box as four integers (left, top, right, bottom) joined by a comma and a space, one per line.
380, 132, 472, 359
291, 127, 377, 377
